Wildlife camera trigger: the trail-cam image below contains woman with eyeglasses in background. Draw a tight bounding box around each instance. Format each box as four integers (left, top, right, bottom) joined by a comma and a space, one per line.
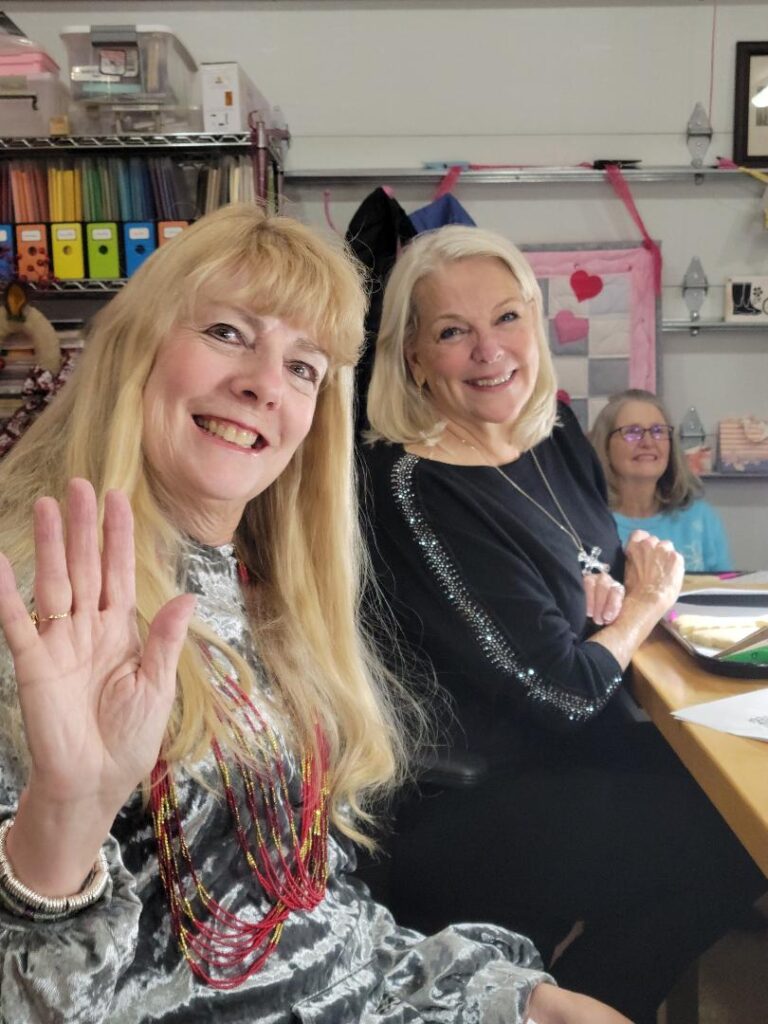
590, 389, 732, 572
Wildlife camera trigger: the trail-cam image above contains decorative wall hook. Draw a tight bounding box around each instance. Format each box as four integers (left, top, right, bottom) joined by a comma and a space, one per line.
686, 103, 713, 173
682, 257, 708, 332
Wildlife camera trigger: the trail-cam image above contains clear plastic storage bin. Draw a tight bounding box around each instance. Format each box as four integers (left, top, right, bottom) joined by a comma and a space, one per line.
0, 35, 69, 136
61, 24, 197, 108
0, 73, 69, 136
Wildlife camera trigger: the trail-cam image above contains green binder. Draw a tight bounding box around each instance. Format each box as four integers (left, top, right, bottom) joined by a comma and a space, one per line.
86, 222, 120, 279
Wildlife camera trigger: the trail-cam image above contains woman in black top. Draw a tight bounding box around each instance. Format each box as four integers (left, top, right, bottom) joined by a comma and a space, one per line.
360, 225, 765, 1024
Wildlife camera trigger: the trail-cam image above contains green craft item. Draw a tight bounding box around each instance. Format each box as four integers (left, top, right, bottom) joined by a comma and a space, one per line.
720, 645, 768, 666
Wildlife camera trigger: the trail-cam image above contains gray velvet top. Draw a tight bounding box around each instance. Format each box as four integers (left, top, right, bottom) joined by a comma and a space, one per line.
0, 541, 551, 1023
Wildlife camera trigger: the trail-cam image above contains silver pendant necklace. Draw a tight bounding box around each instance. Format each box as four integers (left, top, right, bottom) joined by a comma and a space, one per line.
447, 429, 610, 576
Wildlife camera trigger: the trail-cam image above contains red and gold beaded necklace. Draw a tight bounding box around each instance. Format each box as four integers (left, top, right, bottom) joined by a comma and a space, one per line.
150, 564, 330, 988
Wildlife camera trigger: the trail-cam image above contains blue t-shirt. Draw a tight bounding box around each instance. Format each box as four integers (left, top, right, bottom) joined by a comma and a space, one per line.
612, 499, 732, 572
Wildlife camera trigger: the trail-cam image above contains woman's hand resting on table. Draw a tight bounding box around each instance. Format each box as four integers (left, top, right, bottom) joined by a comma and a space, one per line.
0, 478, 195, 895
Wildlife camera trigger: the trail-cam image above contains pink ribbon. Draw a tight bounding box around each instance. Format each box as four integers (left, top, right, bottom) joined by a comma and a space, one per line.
434, 165, 464, 199
322, 189, 340, 235
602, 164, 662, 295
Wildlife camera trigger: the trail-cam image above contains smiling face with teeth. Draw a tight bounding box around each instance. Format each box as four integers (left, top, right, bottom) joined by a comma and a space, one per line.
405, 256, 539, 443
142, 301, 328, 544
607, 398, 672, 486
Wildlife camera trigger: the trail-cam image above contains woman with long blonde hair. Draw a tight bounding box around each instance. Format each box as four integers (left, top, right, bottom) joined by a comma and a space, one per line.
0, 205, 629, 1023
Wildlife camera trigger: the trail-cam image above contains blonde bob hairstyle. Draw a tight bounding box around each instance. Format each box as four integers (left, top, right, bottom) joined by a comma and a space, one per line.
366, 225, 557, 452
590, 388, 701, 512
0, 204, 407, 843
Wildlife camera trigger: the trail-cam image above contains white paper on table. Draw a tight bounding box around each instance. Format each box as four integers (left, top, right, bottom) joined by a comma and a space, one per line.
672, 688, 768, 742
732, 571, 768, 585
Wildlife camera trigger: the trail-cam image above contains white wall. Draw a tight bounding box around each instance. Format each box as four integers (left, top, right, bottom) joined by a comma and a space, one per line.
8, 0, 768, 566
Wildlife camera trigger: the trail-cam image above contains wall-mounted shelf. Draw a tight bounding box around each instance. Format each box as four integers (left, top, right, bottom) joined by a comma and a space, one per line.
662, 319, 768, 335
25, 293, 768, 325
0, 133, 288, 175
26, 295, 768, 322
28, 279, 125, 295
284, 165, 765, 187
0, 132, 277, 154
1, 145, 762, 180
701, 473, 768, 481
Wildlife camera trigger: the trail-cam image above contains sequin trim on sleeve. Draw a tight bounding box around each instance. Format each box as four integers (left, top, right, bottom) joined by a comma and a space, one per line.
391, 453, 622, 722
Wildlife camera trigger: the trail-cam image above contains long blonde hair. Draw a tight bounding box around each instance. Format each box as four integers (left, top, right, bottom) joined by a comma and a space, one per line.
366, 226, 557, 452
0, 204, 408, 842
590, 389, 701, 511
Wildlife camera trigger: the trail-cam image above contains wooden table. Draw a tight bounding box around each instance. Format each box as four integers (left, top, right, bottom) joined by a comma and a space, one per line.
631, 627, 768, 877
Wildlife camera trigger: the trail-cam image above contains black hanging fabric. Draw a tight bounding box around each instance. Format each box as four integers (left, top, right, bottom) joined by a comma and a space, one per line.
345, 187, 417, 435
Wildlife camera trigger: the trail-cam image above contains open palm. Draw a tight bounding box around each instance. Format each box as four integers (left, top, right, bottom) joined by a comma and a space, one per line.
0, 479, 195, 822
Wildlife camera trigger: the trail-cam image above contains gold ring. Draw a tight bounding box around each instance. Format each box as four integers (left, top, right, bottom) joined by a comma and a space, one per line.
30, 611, 70, 626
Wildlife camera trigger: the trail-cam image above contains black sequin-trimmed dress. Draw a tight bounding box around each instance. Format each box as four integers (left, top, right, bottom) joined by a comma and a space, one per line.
0, 540, 553, 1024
360, 403, 626, 767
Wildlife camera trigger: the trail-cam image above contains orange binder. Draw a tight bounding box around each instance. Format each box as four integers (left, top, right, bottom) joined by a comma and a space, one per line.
15, 224, 50, 282
157, 221, 188, 246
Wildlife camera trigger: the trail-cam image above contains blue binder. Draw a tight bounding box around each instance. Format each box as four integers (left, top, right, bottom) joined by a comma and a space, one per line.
123, 222, 156, 276
0, 224, 15, 280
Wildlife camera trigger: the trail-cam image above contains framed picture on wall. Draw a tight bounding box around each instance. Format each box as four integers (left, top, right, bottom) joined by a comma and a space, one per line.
733, 41, 768, 166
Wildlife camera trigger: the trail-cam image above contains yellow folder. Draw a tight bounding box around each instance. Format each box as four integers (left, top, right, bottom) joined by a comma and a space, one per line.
51, 222, 85, 279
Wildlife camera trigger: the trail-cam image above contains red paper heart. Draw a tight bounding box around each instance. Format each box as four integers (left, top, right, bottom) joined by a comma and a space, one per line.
553, 309, 589, 345
570, 269, 603, 302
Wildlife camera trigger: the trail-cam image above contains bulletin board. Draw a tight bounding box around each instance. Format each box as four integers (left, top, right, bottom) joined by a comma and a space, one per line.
522, 242, 660, 430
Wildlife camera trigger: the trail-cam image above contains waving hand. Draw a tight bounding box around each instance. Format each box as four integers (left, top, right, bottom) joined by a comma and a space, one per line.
0, 479, 195, 895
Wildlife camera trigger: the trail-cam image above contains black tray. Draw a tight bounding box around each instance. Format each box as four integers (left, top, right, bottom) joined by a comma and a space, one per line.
662, 589, 768, 680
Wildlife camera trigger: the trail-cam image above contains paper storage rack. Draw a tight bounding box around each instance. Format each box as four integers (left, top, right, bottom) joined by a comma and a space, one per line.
0, 130, 288, 285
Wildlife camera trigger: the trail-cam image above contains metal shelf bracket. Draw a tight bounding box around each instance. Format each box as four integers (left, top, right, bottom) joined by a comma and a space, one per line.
686, 103, 713, 176
682, 257, 709, 334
